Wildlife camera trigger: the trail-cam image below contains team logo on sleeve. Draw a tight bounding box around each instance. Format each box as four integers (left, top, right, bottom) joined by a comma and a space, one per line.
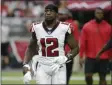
68, 24, 74, 34
29, 23, 34, 32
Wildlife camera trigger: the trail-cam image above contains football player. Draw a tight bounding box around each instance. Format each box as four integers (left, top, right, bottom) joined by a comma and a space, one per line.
23, 4, 79, 84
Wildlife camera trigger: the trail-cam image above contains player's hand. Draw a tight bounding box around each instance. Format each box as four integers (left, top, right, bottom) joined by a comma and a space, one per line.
55, 56, 68, 65
23, 64, 31, 75
23, 71, 32, 84
55, 53, 73, 65
79, 57, 85, 68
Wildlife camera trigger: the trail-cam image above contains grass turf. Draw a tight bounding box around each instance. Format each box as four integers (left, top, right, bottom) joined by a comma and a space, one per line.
1, 71, 111, 84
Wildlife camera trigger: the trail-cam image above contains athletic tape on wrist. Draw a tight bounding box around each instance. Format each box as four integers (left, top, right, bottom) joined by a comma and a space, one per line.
23, 64, 30, 70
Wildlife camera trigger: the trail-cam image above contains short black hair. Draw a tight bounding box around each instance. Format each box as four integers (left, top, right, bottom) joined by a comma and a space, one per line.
45, 4, 58, 13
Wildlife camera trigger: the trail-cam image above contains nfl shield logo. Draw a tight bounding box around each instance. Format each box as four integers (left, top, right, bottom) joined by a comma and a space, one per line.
48, 31, 51, 34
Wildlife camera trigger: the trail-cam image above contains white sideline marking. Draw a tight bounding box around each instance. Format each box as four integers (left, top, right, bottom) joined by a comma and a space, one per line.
2, 76, 111, 81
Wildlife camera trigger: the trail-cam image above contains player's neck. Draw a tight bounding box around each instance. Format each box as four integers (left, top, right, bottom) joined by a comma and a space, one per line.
44, 19, 58, 28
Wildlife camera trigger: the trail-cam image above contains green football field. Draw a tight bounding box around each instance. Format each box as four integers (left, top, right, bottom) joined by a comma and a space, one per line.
1, 69, 112, 84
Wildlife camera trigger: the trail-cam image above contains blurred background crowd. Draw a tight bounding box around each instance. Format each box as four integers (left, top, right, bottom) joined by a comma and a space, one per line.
1, 0, 112, 71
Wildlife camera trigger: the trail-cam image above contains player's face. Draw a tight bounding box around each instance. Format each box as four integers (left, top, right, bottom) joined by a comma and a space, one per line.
95, 9, 104, 21
45, 9, 57, 21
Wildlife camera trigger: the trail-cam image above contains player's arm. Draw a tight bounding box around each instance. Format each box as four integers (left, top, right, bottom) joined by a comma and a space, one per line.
96, 37, 112, 59
23, 32, 38, 74
66, 25, 79, 60
73, 21, 80, 42
102, 37, 112, 51
23, 32, 38, 64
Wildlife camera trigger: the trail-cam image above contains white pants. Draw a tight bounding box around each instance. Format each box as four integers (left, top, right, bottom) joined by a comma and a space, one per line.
35, 63, 66, 84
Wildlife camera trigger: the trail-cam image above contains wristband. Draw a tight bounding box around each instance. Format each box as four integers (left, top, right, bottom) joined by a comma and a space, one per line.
23, 64, 30, 70
23, 62, 28, 65
66, 53, 73, 60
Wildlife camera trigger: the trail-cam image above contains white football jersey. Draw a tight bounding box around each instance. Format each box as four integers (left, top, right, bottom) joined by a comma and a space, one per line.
30, 21, 73, 65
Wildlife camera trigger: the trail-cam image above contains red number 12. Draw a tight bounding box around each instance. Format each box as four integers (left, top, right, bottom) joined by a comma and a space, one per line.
40, 38, 59, 57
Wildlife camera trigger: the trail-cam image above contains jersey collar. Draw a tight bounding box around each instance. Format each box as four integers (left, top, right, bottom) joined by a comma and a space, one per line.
42, 21, 60, 35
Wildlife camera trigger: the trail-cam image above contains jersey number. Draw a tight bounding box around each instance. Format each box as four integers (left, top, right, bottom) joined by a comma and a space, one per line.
40, 38, 59, 56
